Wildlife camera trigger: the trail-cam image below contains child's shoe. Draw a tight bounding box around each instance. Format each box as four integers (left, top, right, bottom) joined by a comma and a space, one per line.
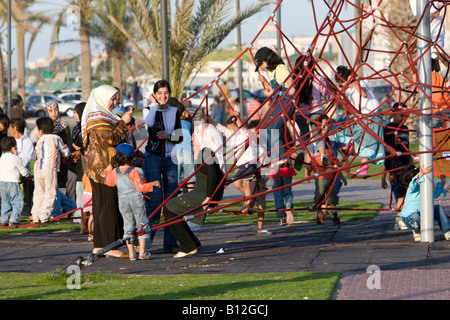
394, 216, 408, 230
412, 231, 421, 242
444, 231, 450, 240
349, 164, 369, 179
332, 212, 341, 225
138, 252, 151, 260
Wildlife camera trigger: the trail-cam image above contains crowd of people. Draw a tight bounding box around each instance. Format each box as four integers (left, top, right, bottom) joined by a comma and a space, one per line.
1, 37, 450, 260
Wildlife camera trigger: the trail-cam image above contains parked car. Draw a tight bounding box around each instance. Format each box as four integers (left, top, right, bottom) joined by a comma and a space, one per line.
58, 92, 83, 105
26, 94, 77, 117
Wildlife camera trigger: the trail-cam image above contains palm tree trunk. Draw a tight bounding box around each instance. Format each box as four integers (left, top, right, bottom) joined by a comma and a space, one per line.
79, 27, 92, 101
111, 50, 122, 90
16, 15, 26, 99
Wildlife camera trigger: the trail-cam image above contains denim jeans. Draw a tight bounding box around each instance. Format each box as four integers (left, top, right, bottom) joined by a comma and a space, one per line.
0, 181, 24, 224
271, 176, 293, 218
51, 189, 76, 218
144, 152, 179, 252
115, 167, 150, 241
175, 148, 196, 184
402, 205, 450, 234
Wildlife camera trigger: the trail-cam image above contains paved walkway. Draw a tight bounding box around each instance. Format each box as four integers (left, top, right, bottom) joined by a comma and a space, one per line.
0, 179, 449, 300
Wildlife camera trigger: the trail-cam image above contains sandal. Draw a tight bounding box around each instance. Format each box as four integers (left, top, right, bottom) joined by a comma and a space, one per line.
279, 217, 287, 226
257, 229, 272, 235
129, 253, 137, 261
138, 252, 151, 260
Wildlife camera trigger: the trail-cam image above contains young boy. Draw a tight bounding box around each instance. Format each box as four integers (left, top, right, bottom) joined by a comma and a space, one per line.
31, 117, 71, 224
399, 164, 450, 242
381, 102, 413, 230
306, 116, 347, 225
0, 137, 31, 227
106, 143, 160, 260
8, 118, 35, 211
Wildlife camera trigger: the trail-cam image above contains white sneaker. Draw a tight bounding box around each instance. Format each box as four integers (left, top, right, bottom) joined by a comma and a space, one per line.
413, 231, 421, 242
444, 231, 450, 240
394, 217, 408, 230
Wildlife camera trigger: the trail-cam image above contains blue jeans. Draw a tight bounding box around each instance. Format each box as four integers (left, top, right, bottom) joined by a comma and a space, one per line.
272, 176, 293, 218
51, 189, 76, 218
402, 205, 450, 234
144, 152, 179, 252
0, 182, 24, 224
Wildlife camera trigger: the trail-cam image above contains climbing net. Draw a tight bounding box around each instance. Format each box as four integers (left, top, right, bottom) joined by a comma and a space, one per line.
157, 0, 450, 230
4, 0, 450, 232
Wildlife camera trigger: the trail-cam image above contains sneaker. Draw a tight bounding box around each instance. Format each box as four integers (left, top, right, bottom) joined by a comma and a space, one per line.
413, 231, 421, 242
332, 214, 341, 225
10, 222, 20, 228
349, 164, 369, 179
444, 231, 450, 240
394, 217, 408, 230
294, 152, 305, 171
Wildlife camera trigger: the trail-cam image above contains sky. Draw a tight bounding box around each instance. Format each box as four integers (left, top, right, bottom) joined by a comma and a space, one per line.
5, 0, 353, 69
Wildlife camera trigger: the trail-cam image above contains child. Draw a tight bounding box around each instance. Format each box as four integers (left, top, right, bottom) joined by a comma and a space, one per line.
250, 120, 272, 234
269, 158, 295, 226
306, 116, 347, 225
207, 114, 258, 214
398, 164, 450, 242
31, 117, 71, 224
81, 173, 93, 241
381, 102, 413, 230
170, 97, 196, 191
0, 114, 10, 155
106, 143, 161, 260
334, 65, 385, 178
8, 118, 35, 211
0, 137, 31, 227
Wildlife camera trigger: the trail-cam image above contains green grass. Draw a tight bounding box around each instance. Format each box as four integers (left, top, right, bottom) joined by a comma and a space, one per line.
0, 199, 383, 235
0, 271, 340, 300
206, 200, 383, 225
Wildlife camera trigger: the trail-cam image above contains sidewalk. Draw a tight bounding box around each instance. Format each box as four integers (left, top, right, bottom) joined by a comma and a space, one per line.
0, 180, 449, 300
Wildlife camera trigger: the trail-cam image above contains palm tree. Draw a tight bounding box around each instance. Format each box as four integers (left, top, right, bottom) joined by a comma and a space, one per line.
51, 0, 95, 101
105, 0, 269, 99
91, 0, 133, 90
0, 0, 50, 100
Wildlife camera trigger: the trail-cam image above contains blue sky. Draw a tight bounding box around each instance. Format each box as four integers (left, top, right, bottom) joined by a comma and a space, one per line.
7, 0, 352, 68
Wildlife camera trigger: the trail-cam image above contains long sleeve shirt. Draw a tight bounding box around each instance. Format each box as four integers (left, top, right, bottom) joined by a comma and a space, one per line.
0, 152, 30, 182
34, 134, 70, 172
105, 166, 154, 194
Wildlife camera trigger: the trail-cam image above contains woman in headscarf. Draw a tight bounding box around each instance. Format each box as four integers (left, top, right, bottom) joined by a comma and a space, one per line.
82, 85, 134, 258
163, 114, 226, 258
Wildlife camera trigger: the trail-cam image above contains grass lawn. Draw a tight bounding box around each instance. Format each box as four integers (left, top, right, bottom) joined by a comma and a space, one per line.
0, 271, 340, 300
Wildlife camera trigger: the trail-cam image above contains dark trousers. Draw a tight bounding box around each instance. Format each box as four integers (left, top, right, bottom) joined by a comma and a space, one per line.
163, 206, 201, 253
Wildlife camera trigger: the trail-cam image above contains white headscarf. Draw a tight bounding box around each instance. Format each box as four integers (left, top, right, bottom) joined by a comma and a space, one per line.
81, 85, 120, 145
194, 123, 226, 174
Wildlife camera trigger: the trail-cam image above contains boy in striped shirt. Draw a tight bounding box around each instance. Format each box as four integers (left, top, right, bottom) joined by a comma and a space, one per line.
31, 117, 71, 223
